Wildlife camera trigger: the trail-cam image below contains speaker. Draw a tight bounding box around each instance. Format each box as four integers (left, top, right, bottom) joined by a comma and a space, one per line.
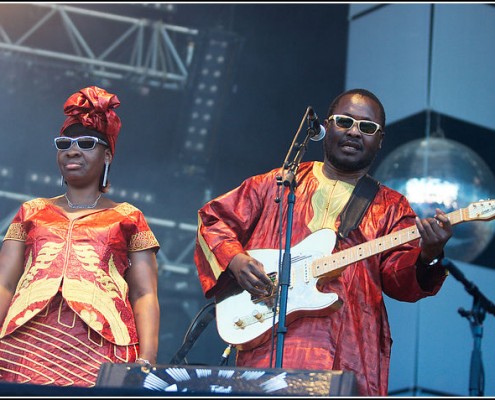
96, 363, 359, 396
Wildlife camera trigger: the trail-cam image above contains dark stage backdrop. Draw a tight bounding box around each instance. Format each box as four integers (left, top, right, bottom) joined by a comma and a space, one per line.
0, 2, 350, 367
0, 2, 493, 373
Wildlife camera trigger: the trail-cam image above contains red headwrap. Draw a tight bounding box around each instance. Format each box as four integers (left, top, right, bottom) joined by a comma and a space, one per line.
60, 86, 121, 155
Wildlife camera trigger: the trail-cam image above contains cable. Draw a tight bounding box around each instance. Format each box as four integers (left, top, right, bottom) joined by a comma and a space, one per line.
169, 301, 216, 365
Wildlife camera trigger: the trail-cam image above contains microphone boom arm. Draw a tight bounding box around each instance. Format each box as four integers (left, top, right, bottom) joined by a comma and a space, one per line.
281, 106, 321, 188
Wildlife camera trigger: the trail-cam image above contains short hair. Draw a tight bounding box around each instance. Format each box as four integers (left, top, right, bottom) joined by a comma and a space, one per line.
327, 88, 386, 129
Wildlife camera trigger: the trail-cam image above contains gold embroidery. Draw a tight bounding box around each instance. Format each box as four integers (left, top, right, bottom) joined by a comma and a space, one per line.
29, 321, 110, 364
62, 278, 131, 345
129, 231, 159, 252
80, 310, 104, 331
8, 325, 94, 384
14, 309, 44, 327
38, 303, 50, 318
115, 202, 138, 217
4, 223, 26, 241
72, 244, 127, 300
26, 198, 47, 210
1, 278, 61, 336
0, 342, 56, 384
108, 255, 128, 300
88, 325, 104, 347
57, 297, 76, 329
308, 163, 354, 232
1, 306, 134, 384
18, 251, 33, 291
72, 244, 100, 273
113, 203, 159, 251
0, 242, 64, 337
197, 216, 223, 279
113, 343, 137, 363
2, 201, 141, 345
70, 243, 131, 342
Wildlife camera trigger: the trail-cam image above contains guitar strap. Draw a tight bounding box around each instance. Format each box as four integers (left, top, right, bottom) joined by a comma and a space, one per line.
337, 174, 380, 239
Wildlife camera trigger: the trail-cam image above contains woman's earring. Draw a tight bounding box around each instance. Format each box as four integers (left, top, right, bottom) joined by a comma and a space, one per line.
102, 161, 110, 187
60, 176, 64, 187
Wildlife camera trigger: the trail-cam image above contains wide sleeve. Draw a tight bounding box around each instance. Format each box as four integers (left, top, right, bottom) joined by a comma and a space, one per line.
3, 199, 46, 242
377, 191, 448, 301
194, 172, 275, 298
125, 206, 160, 254
3, 208, 27, 242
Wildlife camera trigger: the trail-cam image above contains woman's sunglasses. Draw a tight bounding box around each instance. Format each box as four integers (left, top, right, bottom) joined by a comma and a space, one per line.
329, 115, 382, 135
54, 136, 108, 151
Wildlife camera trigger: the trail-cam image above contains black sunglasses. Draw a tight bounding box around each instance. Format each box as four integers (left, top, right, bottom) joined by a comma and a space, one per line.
54, 136, 108, 151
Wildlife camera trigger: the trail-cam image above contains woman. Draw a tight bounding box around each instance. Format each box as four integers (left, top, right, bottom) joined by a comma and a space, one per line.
0, 86, 160, 387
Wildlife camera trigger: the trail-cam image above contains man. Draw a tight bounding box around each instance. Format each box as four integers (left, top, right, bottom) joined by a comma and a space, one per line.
194, 88, 452, 396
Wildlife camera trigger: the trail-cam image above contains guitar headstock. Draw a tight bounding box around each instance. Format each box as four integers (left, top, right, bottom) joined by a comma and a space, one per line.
466, 199, 495, 221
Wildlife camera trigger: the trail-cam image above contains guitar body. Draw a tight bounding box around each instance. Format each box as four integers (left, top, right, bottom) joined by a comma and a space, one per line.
215, 229, 343, 351
213, 199, 495, 351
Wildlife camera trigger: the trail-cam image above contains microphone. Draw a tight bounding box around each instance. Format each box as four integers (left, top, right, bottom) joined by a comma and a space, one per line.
307, 106, 326, 141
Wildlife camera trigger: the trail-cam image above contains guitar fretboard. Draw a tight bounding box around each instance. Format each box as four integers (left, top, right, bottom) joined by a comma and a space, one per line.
312, 207, 468, 279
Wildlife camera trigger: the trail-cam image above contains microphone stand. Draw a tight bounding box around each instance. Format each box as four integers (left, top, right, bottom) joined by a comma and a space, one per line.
274, 107, 318, 368
444, 259, 495, 396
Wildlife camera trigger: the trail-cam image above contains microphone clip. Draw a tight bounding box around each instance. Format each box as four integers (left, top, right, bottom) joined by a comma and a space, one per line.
280, 106, 325, 188
307, 106, 326, 142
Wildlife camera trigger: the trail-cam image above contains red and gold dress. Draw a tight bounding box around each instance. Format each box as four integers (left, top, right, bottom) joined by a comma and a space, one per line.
0, 198, 159, 387
194, 161, 448, 396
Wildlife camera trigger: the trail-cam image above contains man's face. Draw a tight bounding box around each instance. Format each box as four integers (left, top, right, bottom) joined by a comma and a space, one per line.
323, 93, 384, 172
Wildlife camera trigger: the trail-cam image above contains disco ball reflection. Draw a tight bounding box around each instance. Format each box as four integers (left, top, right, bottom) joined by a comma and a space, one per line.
374, 137, 495, 263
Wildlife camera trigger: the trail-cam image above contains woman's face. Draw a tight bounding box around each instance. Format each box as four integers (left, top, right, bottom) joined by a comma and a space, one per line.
56, 135, 111, 188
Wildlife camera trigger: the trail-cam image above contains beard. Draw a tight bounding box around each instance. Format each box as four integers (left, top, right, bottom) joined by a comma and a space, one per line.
324, 141, 377, 172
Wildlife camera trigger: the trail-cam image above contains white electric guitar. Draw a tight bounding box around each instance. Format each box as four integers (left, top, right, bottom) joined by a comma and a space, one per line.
215, 200, 495, 350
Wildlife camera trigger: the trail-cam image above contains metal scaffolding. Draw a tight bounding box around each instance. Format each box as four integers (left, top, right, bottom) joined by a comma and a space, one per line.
0, 4, 244, 280
0, 3, 199, 90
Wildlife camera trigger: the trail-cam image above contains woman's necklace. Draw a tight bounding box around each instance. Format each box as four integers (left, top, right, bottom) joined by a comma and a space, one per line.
64, 193, 102, 209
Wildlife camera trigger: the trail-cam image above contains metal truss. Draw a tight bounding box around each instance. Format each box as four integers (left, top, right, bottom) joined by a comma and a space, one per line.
0, 3, 199, 90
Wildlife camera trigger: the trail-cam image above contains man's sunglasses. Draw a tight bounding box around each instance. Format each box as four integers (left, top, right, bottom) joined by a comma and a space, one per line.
54, 136, 108, 151
328, 115, 382, 135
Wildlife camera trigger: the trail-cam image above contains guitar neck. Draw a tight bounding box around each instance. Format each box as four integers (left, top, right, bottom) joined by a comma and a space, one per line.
312, 208, 466, 279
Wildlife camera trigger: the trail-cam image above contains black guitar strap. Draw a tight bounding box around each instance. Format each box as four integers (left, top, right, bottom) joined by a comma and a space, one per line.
337, 174, 380, 239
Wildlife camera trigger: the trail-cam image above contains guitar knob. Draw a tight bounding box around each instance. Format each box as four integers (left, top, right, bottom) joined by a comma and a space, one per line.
234, 317, 244, 328
252, 309, 263, 320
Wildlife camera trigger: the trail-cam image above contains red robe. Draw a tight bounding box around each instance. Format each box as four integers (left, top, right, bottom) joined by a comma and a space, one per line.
194, 161, 447, 396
